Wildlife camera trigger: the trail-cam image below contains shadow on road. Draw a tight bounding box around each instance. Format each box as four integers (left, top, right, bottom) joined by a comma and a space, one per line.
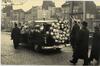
17, 44, 62, 55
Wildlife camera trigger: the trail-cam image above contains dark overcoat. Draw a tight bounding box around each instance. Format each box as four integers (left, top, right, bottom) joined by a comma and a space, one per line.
11, 27, 20, 40
77, 27, 89, 59
70, 24, 80, 48
90, 31, 100, 61
11, 27, 20, 48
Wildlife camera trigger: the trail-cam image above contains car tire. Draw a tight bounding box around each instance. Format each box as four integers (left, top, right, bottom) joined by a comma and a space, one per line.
56, 48, 61, 52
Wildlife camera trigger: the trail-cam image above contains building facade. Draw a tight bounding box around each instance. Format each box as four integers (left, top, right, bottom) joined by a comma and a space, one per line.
12, 9, 25, 24
96, 6, 100, 19
62, 1, 97, 31
25, 9, 33, 23
1, 5, 13, 31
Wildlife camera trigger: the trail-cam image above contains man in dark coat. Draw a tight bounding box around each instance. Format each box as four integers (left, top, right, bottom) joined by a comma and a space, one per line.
70, 21, 80, 64
70, 21, 89, 65
11, 23, 20, 49
89, 26, 100, 65
78, 21, 89, 65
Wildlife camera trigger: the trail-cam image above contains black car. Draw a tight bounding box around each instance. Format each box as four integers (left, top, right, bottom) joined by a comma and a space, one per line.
17, 20, 69, 52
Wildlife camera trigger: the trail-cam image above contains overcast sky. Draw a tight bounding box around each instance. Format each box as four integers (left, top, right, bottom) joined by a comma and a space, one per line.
6, 0, 100, 11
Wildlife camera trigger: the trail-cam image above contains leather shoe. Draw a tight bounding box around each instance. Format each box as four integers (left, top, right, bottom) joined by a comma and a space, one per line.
70, 60, 77, 65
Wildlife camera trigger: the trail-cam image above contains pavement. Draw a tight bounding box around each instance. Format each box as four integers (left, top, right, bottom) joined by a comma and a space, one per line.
1, 32, 99, 65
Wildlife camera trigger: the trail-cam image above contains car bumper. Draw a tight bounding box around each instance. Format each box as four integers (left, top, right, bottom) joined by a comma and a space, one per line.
42, 44, 65, 49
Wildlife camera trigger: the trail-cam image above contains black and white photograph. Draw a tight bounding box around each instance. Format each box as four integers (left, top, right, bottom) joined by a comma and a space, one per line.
1, 0, 100, 65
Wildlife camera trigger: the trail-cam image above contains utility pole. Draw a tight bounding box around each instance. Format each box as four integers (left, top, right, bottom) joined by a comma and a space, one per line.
69, 1, 74, 31
18, 10, 20, 23
83, 1, 86, 21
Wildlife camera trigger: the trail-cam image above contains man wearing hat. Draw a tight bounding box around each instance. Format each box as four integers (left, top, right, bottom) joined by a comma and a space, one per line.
89, 26, 100, 65
70, 21, 89, 65
11, 23, 20, 49
70, 21, 80, 64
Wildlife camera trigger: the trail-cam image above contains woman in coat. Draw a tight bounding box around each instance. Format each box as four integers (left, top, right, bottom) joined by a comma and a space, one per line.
89, 26, 100, 65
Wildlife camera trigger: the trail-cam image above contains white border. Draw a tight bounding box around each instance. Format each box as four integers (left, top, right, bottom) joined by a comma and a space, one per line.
0, 0, 2, 65
0, 0, 100, 66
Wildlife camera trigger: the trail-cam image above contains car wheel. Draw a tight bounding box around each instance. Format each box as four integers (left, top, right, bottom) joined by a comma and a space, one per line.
56, 48, 61, 52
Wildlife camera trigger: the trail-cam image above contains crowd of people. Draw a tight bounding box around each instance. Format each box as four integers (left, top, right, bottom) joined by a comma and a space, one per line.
11, 20, 100, 65
70, 21, 100, 65
11, 23, 45, 49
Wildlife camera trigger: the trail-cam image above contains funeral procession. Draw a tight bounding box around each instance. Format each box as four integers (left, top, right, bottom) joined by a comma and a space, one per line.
1, 0, 100, 65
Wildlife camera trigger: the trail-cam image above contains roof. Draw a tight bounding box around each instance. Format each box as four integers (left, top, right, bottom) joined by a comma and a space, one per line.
25, 8, 32, 14
13, 9, 25, 13
96, 6, 100, 9
62, 2, 70, 7
42, 1, 55, 10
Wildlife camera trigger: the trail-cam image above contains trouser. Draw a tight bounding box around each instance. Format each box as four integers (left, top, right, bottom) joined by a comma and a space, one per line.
89, 52, 100, 63
72, 56, 89, 65
84, 57, 89, 65
13, 39, 19, 49
71, 42, 77, 58
72, 47, 89, 65
99, 53, 100, 63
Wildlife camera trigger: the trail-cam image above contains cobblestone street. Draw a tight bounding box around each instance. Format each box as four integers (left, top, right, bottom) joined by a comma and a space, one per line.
1, 32, 87, 65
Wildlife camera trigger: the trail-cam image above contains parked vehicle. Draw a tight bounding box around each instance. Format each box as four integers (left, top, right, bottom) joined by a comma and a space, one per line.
17, 20, 70, 52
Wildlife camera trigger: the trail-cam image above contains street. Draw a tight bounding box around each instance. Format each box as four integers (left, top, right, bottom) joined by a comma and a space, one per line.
1, 0, 100, 65
1, 32, 85, 65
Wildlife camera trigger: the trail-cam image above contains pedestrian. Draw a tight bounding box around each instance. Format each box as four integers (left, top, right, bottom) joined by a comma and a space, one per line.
70, 21, 89, 65
70, 21, 80, 64
89, 26, 100, 65
11, 23, 20, 49
99, 24, 100, 29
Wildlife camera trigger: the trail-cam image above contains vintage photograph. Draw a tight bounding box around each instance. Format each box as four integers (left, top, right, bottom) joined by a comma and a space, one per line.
1, 0, 100, 65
